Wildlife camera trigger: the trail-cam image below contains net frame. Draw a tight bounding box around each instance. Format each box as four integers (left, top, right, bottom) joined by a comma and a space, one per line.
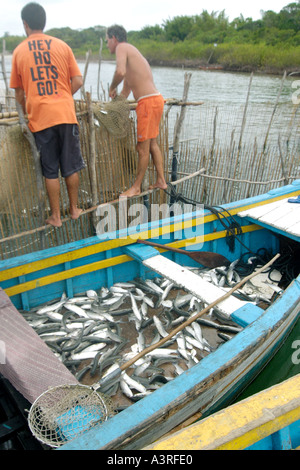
93, 96, 131, 138
28, 384, 115, 448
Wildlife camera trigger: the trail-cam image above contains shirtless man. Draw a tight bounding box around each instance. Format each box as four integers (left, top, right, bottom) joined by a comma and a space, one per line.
106, 25, 167, 198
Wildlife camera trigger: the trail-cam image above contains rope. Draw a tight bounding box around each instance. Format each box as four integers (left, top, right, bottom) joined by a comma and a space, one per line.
165, 183, 244, 253
163, 184, 299, 284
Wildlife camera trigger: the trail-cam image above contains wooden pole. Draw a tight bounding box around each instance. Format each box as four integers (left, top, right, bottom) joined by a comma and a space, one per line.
171, 72, 192, 204
97, 38, 103, 101
263, 71, 287, 154
16, 102, 46, 249
86, 92, 98, 228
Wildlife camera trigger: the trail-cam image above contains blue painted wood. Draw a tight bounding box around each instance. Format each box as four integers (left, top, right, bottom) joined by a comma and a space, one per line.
231, 303, 264, 327
271, 426, 292, 450
246, 420, 300, 450
124, 244, 159, 261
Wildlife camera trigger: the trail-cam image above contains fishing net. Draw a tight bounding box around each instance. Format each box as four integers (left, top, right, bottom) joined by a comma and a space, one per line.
28, 384, 115, 448
93, 95, 131, 138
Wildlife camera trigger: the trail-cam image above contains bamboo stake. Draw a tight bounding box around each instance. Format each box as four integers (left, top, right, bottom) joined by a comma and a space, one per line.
1, 40, 11, 112
86, 92, 98, 228
278, 134, 289, 186
171, 72, 192, 202
237, 72, 253, 157
15, 103, 46, 249
262, 71, 287, 154
81, 50, 91, 100
97, 38, 103, 101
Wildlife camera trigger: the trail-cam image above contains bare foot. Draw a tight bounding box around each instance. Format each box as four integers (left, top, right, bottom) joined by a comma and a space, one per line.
46, 216, 62, 228
70, 208, 83, 220
119, 187, 141, 198
149, 180, 168, 190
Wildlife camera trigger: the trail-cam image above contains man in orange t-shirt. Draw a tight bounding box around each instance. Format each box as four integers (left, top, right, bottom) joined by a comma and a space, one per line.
10, 2, 85, 227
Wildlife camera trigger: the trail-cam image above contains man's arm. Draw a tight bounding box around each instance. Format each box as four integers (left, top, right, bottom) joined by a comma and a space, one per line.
71, 76, 83, 95
120, 78, 131, 98
109, 44, 127, 98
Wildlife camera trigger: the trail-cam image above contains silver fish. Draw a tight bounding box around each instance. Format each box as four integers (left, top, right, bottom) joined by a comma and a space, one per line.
153, 315, 168, 338
36, 297, 66, 314
120, 378, 133, 397
185, 335, 205, 351
134, 357, 151, 376
110, 286, 129, 294
64, 302, 89, 317
114, 282, 136, 288
146, 348, 178, 358
162, 282, 174, 300
66, 296, 90, 304
122, 372, 147, 394
86, 289, 98, 299
137, 332, 146, 352
145, 279, 164, 294
130, 293, 142, 322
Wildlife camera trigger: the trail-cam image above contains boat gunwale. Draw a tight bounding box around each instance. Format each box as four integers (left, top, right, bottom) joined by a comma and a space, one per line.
2, 179, 300, 299
1, 179, 299, 278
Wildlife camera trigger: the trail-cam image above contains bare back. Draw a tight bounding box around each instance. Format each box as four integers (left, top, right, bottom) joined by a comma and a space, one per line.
116, 43, 159, 100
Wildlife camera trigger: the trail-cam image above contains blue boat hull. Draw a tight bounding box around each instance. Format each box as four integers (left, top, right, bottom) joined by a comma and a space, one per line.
0, 181, 300, 450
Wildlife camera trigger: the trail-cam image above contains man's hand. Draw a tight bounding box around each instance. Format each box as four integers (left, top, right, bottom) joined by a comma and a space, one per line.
109, 87, 118, 99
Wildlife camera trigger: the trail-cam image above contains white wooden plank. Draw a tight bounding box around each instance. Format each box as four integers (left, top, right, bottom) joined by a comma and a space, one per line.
238, 199, 288, 219
287, 221, 300, 237
259, 206, 300, 230
238, 197, 300, 238
143, 255, 247, 319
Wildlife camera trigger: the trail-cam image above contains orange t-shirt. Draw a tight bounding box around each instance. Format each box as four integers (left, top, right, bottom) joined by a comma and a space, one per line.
10, 33, 81, 132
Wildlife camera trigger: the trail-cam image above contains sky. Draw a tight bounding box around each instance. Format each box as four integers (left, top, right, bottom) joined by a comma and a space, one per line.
1, 0, 292, 38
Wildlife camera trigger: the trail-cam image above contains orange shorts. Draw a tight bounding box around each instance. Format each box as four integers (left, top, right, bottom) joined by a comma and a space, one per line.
136, 94, 164, 142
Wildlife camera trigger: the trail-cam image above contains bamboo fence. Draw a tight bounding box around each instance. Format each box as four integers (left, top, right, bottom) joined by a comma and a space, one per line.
0, 71, 299, 260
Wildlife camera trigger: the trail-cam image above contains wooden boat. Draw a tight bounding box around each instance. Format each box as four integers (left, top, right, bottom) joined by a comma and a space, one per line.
0, 180, 300, 450
145, 373, 300, 450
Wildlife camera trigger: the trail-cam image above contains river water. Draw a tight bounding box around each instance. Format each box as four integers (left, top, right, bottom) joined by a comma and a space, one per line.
78, 60, 300, 159
1, 56, 299, 400
79, 59, 294, 105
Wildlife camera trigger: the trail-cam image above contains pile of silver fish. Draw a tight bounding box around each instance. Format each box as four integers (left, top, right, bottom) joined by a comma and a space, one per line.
21, 262, 280, 404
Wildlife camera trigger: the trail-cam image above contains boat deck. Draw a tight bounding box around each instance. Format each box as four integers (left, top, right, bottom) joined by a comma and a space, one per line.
238, 197, 300, 242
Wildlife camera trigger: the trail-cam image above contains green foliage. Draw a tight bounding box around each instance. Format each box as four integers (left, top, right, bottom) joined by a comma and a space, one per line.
2, 34, 26, 51
163, 16, 196, 42
1, 2, 300, 72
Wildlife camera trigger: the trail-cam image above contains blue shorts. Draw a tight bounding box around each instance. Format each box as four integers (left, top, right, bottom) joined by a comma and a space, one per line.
34, 124, 85, 179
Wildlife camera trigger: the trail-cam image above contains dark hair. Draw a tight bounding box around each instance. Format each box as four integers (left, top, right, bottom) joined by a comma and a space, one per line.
107, 25, 127, 42
21, 2, 46, 30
